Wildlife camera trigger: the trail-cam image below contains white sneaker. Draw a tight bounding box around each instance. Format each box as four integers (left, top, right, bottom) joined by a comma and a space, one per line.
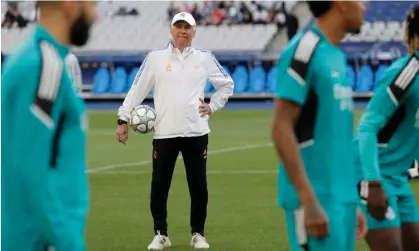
190, 233, 209, 249
147, 231, 172, 250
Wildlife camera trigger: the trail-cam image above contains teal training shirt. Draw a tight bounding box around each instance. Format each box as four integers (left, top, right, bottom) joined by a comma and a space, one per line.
275, 25, 357, 209
1, 25, 89, 250
355, 51, 419, 183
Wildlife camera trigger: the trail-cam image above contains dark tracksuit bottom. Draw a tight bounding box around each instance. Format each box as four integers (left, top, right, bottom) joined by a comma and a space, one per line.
150, 134, 208, 237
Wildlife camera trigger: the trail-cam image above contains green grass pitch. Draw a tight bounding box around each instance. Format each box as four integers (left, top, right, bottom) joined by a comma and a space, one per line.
85, 108, 419, 250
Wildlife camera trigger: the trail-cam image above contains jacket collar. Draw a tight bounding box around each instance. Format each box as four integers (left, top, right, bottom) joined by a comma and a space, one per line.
167, 40, 194, 57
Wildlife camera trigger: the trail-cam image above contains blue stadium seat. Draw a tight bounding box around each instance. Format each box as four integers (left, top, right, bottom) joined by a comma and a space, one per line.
92, 67, 110, 93
127, 67, 139, 92
249, 66, 266, 93
205, 82, 214, 93
347, 66, 356, 91
374, 64, 389, 90
232, 65, 249, 93
356, 65, 374, 92
266, 66, 277, 94
109, 67, 128, 93
223, 65, 231, 76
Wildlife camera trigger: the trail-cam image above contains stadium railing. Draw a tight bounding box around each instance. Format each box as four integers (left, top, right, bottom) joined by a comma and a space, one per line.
79, 92, 374, 101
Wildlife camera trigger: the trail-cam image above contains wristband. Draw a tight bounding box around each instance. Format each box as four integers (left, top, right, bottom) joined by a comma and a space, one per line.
117, 119, 128, 125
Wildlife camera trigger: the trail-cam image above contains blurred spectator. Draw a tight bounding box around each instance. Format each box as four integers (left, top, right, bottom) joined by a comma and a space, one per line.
211, 7, 224, 25
223, 1, 240, 24
239, 2, 251, 18
200, 1, 214, 21
206, 2, 225, 25
241, 11, 253, 24
285, 10, 299, 40
114, 6, 139, 16
182, 2, 192, 13
253, 4, 269, 24
167, 2, 179, 21
272, 2, 299, 40
165, 0, 299, 29
273, 2, 287, 30
31, 2, 40, 22
190, 3, 203, 23
2, 2, 28, 29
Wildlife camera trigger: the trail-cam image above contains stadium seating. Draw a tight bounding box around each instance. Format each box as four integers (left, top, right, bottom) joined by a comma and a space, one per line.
343, 1, 415, 43
86, 62, 393, 96
13, 22, 276, 53
347, 66, 356, 90
365, 1, 414, 22
127, 67, 139, 92
1, 1, 412, 98
356, 64, 374, 92
1, 4, 278, 54
374, 64, 389, 90
232, 66, 249, 93
248, 66, 266, 93
92, 67, 110, 94
109, 67, 128, 93
204, 82, 214, 94
266, 66, 277, 94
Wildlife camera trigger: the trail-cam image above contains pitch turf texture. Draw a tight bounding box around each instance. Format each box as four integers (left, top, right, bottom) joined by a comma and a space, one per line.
86, 109, 419, 251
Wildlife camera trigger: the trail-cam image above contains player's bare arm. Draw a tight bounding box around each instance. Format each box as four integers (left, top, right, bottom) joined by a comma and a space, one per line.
272, 98, 328, 239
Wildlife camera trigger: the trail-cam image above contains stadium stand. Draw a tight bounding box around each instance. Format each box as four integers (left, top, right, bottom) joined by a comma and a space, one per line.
1, 1, 417, 100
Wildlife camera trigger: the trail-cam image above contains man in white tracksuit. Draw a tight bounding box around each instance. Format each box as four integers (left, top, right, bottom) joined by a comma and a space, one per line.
115, 12, 234, 250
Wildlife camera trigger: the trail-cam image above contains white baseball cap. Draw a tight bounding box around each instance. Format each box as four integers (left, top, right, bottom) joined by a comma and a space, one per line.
171, 12, 196, 26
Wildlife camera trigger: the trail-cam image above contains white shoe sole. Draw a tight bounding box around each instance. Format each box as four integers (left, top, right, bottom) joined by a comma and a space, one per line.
190, 242, 209, 249
148, 238, 172, 250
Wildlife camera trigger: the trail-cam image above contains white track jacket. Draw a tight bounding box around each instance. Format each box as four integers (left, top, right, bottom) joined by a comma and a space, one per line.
117, 42, 234, 139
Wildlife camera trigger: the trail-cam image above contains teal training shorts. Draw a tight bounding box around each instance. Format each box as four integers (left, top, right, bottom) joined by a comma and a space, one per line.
360, 177, 419, 230
285, 202, 357, 251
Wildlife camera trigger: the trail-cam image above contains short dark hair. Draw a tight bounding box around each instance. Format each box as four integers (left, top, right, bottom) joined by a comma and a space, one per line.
307, 1, 333, 18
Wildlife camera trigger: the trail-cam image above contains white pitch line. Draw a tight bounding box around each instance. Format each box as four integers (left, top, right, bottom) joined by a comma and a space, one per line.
87, 143, 273, 174
94, 170, 278, 175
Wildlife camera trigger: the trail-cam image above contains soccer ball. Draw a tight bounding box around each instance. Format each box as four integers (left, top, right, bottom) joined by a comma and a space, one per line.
129, 105, 157, 134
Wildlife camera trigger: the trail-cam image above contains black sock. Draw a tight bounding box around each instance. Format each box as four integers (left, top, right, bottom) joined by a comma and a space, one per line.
155, 230, 168, 237
192, 232, 204, 237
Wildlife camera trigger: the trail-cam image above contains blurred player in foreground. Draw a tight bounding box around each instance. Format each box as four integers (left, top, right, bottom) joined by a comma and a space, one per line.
1, 1, 96, 250
355, 5, 419, 251
271, 1, 367, 251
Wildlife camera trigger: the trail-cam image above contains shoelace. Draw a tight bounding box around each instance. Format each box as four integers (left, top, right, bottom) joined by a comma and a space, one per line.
155, 231, 165, 245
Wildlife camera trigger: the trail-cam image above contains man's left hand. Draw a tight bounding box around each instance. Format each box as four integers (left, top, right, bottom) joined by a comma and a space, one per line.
199, 97, 212, 117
